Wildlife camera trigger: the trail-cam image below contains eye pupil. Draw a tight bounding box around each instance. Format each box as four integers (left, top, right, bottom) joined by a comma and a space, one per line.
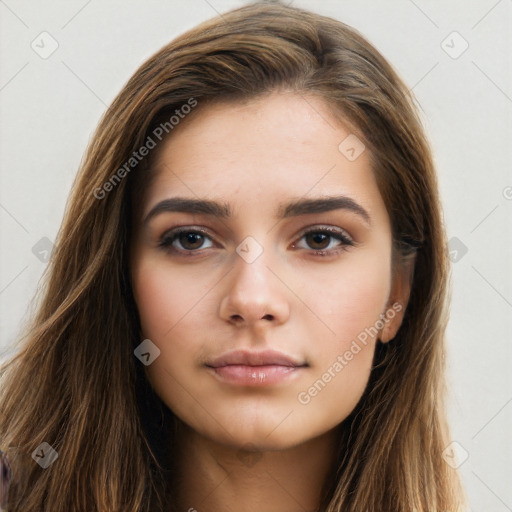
306, 232, 329, 250
180, 232, 203, 249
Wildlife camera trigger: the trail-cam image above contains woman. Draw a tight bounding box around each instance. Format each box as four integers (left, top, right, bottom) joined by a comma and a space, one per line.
0, 1, 467, 510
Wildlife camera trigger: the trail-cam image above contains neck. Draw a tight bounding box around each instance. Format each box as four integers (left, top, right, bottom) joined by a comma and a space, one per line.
170, 421, 340, 512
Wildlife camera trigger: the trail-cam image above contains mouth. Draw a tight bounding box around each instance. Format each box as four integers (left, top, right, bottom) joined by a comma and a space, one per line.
205, 349, 308, 387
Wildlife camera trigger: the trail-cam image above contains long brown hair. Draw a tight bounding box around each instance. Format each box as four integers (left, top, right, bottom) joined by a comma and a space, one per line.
0, 1, 467, 510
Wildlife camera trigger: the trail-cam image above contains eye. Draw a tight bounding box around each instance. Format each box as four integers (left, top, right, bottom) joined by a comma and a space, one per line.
158, 227, 214, 254
157, 225, 355, 257
293, 226, 355, 256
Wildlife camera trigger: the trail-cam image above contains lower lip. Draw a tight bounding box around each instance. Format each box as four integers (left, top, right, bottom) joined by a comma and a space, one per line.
207, 364, 303, 386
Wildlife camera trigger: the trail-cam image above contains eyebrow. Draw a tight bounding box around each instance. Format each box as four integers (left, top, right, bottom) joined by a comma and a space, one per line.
143, 195, 371, 227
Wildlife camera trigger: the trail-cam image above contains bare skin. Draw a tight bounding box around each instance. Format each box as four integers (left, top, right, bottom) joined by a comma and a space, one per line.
129, 91, 413, 511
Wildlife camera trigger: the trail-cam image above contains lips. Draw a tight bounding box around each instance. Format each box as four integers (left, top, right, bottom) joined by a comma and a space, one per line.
205, 349, 308, 387
207, 349, 304, 368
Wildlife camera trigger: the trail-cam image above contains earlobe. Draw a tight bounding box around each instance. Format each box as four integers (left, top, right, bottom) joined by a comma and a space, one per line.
379, 255, 416, 343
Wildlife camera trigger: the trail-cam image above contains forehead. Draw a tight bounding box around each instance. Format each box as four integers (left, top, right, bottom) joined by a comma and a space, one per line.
140, 91, 385, 221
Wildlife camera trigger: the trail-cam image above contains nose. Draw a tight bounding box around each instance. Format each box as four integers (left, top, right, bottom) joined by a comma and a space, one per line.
218, 247, 290, 330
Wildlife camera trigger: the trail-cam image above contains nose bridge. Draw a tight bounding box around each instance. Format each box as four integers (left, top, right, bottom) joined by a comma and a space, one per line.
220, 234, 289, 326
232, 235, 274, 298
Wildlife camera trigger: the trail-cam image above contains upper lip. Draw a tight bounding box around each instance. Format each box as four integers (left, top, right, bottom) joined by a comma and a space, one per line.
206, 349, 306, 368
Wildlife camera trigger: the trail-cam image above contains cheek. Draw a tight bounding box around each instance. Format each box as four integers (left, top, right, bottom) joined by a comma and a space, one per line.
325, 269, 389, 340
303, 248, 391, 345
293, 250, 390, 416
131, 258, 214, 407
132, 257, 212, 340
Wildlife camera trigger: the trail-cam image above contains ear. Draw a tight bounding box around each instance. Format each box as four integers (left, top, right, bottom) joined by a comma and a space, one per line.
379, 254, 416, 343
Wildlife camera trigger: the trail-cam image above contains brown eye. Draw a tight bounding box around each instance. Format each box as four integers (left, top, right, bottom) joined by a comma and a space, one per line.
158, 228, 214, 253
304, 232, 331, 250
294, 227, 355, 255
177, 232, 205, 250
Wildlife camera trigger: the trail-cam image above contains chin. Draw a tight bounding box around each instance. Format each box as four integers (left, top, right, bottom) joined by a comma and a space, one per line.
212, 415, 321, 453
227, 430, 306, 453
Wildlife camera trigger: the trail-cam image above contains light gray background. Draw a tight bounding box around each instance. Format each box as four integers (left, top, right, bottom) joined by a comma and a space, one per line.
1, 1, 511, 510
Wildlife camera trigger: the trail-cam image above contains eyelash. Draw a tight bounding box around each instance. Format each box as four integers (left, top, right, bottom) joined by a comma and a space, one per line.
157, 225, 355, 258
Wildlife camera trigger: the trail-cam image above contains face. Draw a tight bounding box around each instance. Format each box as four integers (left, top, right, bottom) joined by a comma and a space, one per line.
129, 91, 409, 451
